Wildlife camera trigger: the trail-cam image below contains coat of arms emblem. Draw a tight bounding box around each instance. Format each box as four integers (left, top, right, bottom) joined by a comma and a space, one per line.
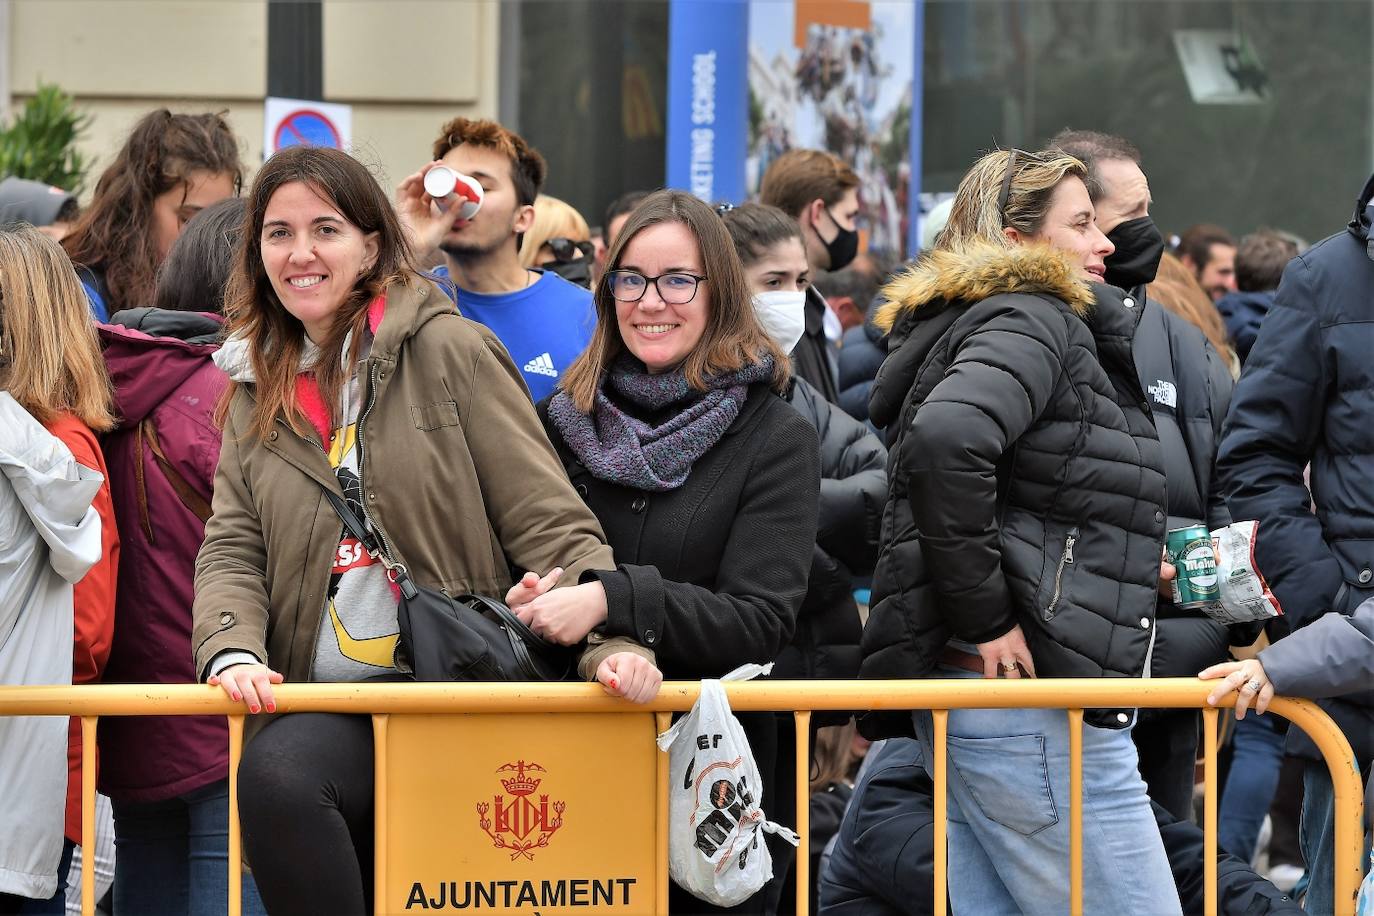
477, 760, 566, 860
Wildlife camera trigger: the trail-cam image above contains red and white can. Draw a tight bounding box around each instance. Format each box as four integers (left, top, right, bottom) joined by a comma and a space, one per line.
423, 166, 483, 219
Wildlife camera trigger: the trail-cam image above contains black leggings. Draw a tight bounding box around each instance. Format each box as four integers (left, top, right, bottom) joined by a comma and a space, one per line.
239, 713, 374, 916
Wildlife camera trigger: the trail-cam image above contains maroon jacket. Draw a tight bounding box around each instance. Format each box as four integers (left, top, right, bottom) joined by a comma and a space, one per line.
96, 309, 229, 802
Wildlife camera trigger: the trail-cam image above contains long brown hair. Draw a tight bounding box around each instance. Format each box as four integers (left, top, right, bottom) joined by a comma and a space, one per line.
0, 226, 114, 430
1150, 251, 1238, 373
560, 190, 789, 413
221, 146, 420, 442
63, 109, 242, 314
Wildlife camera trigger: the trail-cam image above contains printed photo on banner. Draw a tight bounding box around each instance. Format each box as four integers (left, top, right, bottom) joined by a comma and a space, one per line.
747, 1, 916, 254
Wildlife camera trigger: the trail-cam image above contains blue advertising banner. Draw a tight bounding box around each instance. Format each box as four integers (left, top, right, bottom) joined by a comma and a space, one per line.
665, 0, 749, 204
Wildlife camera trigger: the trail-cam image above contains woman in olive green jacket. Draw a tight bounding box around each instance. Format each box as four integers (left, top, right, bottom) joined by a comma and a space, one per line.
193, 146, 658, 915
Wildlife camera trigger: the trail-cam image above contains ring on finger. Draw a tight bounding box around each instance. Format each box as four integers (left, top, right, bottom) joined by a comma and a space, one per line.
1001, 660, 1018, 673
1242, 678, 1263, 694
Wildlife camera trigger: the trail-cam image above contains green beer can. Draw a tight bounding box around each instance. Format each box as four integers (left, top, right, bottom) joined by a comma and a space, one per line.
1167, 525, 1220, 608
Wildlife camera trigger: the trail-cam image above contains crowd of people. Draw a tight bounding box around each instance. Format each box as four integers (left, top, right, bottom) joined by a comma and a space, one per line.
0, 105, 1368, 916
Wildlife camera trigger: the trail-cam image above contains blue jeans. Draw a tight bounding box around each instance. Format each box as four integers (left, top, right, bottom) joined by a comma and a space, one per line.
911, 667, 1181, 916
1301, 759, 1371, 916
111, 778, 265, 916
1218, 711, 1286, 863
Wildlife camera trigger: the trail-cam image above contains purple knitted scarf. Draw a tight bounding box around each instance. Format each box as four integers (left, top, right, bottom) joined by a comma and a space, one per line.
549, 353, 775, 492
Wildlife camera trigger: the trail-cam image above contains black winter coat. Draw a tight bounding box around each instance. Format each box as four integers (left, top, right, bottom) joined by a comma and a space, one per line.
1217, 173, 1374, 765
837, 310, 886, 424
858, 244, 1168, 734
774, 377, 886, 685
539, 382, 821, 679
1131, 295, 1244, 684
819, 738, 1302, 916
792, 286, 841, 405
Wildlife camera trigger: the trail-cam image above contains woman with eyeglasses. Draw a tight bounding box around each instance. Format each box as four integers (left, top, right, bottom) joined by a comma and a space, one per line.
858, 149, 1181, 914
520, 189, 821, 913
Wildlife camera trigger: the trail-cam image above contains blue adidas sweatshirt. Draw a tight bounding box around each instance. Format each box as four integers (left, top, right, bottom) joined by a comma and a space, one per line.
431, 266, 596, 402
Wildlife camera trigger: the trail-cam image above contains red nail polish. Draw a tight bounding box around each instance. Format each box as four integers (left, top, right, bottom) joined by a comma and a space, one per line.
609, 678, 619, 690
249, 705, 260, 713
266, 704, 276, 713
232, 693, 241, 702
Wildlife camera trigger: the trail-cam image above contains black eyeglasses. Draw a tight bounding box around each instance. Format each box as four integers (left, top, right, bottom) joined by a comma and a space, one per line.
545, 237, 594, 262
606, 270, 708, 305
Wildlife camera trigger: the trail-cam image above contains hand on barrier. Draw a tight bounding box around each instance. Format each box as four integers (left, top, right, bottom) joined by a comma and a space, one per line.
513, 581, 608, 646
1199, 658, 1274, 719
505, 567, 562, 610
395, 160, 475, 258
596, 652, 663, 704
209, 663, 284, 714
976, 625, 1036, 679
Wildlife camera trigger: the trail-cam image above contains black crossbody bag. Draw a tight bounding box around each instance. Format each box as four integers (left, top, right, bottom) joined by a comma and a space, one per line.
320, 488, 572, 682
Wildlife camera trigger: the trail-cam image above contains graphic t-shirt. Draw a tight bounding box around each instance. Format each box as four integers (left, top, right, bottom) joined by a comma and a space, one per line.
431, 266, 596, 402
299, 331, 401, 682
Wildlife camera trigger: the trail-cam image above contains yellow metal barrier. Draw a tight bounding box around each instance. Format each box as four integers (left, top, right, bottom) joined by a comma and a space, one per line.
0, 678, 1362, 916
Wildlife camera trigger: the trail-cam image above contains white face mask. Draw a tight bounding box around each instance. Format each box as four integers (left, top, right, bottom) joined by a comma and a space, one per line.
752, 290, 807, 354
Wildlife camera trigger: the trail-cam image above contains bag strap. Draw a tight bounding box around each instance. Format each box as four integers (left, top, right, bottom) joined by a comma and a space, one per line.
140, 418, 213, 523
318, 485, 419, 600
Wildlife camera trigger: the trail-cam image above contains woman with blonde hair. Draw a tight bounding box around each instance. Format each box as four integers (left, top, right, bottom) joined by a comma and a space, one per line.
517, 194, 594, 286
859, 148, 1180, 914
0, 226, 119, 913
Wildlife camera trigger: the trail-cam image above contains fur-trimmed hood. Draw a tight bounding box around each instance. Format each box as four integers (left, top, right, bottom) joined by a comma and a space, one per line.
874, 241, 1095, 333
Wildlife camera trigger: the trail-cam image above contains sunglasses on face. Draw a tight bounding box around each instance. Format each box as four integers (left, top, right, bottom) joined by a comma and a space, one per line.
545, 237, 594, 262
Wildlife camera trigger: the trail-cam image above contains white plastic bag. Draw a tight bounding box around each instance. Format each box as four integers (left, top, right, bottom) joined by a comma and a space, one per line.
656, 662, 800, 907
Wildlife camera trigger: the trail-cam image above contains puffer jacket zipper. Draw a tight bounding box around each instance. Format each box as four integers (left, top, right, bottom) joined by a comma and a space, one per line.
1045, 528, 1078, 619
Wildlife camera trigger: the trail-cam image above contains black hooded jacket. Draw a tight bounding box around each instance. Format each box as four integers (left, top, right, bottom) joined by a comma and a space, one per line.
1217, 173, 1374, 765
1131, 296, 1248, 682
858, 243, 1168, 734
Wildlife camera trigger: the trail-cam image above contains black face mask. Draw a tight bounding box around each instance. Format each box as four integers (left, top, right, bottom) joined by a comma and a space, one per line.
1104, 216, 1166, 290
821, 207, 859, 271
541, 258, 592, 289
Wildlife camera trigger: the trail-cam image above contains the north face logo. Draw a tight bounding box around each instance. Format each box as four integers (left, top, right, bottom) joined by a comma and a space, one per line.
523, 353, 558, 377
1148, 379, 1177, 409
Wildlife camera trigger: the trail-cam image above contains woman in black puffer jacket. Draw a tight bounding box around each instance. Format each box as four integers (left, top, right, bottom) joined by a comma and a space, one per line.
858, 149, 1181, 916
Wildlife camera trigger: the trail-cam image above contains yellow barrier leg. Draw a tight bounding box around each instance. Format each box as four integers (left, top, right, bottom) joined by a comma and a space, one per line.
80, 716, 97, 916
228, 715, 243, 916
933, 710, 948, 916
1068, 709, 1083, 916
794, 711, 811, 916
1203, 708, 1218, 916
373, 714, 388, 916
655, 711, 672, 916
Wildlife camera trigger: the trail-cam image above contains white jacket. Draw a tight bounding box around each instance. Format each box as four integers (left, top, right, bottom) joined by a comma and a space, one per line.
0, 392, 103, 899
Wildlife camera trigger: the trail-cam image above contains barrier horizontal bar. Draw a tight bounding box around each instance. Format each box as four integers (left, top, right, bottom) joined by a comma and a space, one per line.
0, 677, 1333, 716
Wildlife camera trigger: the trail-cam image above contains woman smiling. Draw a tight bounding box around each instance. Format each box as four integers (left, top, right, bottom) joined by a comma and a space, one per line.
192, 146, 656, 914
528, 189, 821, 913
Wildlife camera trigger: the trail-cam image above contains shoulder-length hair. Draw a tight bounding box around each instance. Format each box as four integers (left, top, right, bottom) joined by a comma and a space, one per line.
62, 109, 243, 314
0, 226, 114, 431
940, 148, 1088, 252
560, 190, 789, 413
220, 146, 419, 442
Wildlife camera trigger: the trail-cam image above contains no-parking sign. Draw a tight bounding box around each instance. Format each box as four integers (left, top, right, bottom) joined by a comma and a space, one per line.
264, 97, 353, 157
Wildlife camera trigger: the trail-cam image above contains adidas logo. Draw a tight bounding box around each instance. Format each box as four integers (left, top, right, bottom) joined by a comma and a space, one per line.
523, 353, 559, 378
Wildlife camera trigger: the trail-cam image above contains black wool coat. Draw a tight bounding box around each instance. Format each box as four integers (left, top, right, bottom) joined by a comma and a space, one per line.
858, 243, 1168, 734
539, 382, 821, 679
